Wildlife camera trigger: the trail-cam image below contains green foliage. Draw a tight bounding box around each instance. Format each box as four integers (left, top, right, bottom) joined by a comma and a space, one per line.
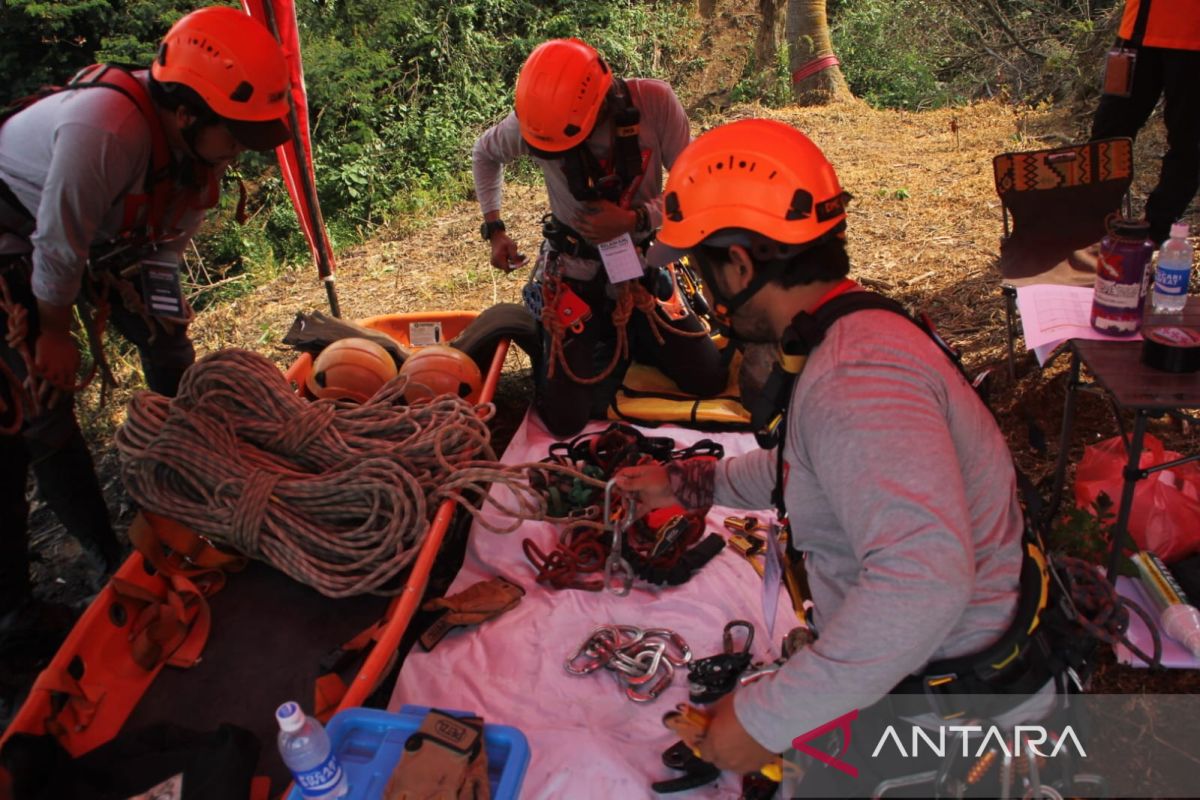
1051, 492, 1114, 566
295, 0, 697, 237
831, 0, 954, 110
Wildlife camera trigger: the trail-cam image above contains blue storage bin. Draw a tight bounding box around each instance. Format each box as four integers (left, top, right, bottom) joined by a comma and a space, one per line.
285, 705, 530, 800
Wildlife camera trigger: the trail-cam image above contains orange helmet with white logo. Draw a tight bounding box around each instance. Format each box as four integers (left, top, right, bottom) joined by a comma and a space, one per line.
515, 38, 613, 154
650, 119, 849, 262
398, 345, 483, 405
151, 6, 291, 150
306, 338, 398, 403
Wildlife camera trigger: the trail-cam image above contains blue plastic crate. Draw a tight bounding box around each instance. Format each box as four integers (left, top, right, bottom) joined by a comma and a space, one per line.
285, 705, 530, 800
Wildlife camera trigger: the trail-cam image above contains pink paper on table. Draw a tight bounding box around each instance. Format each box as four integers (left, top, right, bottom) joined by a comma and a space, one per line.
1015, 284, 1142, 364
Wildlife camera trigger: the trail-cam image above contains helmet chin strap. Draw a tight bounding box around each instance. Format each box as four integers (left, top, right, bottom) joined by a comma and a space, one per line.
692, 251, 773, 340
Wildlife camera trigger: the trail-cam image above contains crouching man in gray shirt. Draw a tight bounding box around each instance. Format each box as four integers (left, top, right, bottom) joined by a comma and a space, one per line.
617, 119, 1035, 797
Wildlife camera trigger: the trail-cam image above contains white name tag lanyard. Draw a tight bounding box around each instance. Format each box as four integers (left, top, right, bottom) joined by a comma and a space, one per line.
598, 233, 645, 284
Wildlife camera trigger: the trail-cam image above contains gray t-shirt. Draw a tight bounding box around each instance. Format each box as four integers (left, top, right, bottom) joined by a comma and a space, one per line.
0, 71, 205, 307
715, 304, 1025, 752
471, 78, 690, 278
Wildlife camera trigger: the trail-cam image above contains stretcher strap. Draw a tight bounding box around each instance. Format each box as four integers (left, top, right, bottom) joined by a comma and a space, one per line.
127, 511, 247, 578
109, 574, 212, 671
33, 666, 102, 741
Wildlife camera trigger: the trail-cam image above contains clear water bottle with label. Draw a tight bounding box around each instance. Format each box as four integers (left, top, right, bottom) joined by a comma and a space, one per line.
1091, 217, 1154, 335
1152, 223, 1194, 313
277, 701, 349, 799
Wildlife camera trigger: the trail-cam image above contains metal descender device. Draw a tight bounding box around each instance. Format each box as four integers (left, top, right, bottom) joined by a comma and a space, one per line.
603, 478, 635, 596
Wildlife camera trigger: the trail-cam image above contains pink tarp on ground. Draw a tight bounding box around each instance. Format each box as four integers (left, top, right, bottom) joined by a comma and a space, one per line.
389, 412, 801, 798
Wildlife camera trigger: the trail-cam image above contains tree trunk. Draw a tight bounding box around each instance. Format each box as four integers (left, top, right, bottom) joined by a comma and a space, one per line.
786, 0, 851, 105
755, 0, 784, 79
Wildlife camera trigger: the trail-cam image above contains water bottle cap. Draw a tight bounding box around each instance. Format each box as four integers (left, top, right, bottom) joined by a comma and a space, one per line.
1109, 216, 1151, 240
276, 701, 305, 732
1171, 222, 1190, 240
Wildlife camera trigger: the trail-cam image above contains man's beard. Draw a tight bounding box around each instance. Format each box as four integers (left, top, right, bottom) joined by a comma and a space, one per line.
727, 306, 775, 344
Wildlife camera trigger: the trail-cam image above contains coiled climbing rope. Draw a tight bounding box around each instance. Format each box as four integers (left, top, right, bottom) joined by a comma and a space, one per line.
115, 348, 604, 597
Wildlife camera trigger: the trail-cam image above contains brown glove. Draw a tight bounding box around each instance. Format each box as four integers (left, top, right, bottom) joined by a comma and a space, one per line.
384, 710, 490, 800
419, 576, 525, 651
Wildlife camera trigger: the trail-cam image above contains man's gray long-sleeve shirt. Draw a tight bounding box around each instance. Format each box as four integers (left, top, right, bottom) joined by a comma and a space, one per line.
0, 71, 204, 307
715, 305, 1025, 752
471, 77, 690, 244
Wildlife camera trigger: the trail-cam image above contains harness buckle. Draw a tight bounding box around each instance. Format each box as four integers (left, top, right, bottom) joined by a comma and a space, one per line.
922, 673, 970, 720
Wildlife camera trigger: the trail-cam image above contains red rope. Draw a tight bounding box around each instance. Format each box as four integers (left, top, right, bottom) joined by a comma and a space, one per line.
791, 55, 840, 85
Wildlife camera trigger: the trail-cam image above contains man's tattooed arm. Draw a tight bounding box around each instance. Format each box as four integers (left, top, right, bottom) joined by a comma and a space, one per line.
665, 457, 716, 511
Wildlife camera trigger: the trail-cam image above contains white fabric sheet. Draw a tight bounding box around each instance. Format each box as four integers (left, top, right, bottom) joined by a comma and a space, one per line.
389, 410, 799, 798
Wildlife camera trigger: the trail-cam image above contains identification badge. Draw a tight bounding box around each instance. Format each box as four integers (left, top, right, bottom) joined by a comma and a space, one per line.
598, 233, 645, 284
140, 252, 185, 320
1102, 47, 1136, 97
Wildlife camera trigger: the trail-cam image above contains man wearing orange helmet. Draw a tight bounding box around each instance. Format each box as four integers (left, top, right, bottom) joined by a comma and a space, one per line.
472, 37, 726, 436
617, 120, 1036, 795
0, 6, 291, 627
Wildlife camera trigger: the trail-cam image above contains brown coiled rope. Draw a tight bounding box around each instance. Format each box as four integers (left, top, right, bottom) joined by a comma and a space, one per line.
115, 348, 604, 597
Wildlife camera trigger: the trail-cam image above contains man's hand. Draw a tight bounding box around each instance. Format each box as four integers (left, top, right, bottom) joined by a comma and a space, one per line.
613, 464, 678, 512
489, 232, 526, 272
574, 200, 636, 244
33, 299, 80, 393
695, 694, 777, 776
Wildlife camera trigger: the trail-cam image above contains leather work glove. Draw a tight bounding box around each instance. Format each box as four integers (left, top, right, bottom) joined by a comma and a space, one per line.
419, 576, 525, 650
384, 710, 490, 800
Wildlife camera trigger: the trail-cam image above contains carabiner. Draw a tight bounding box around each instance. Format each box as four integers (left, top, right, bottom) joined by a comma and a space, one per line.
625, 659, 675, 703
603, 478, 634, 597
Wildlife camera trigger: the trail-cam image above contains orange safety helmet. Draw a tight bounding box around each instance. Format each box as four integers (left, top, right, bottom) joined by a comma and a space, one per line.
398, 345, 483, 405
306, 338, 398, 403
151, 6, 291, 151
514, 38, 613, 154
649, 119, 848, 262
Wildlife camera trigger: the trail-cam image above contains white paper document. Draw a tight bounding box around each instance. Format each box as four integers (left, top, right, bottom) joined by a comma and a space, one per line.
1015, 284, 1142, 364
598, 233, 645, 283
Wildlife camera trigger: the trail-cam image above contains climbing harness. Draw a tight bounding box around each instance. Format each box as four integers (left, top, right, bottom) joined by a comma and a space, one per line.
564, 624, 692, 703
531, 422, 721, 520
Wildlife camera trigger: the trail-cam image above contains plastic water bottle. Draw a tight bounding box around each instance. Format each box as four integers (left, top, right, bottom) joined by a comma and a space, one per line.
1152, 223, 1195, 313
1091, 217, 1154, 335
276, 701, 349, 799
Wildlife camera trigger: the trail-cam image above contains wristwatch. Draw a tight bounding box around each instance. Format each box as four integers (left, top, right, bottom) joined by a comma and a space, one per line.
480, 219, 506, 241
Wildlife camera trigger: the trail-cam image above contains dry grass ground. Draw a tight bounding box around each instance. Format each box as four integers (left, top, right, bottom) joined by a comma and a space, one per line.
15, 98, 1200, 782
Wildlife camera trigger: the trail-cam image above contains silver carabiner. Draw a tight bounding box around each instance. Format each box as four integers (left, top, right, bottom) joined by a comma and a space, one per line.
603, 478, 634, 597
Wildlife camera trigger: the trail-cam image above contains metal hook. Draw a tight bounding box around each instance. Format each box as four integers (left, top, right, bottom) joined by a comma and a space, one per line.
603, 478, 634, 596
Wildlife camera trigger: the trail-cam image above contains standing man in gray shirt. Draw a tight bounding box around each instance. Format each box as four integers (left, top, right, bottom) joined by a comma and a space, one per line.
0, 6, 292, 629
617, 119, 1036, 796
472, 38, 726, 436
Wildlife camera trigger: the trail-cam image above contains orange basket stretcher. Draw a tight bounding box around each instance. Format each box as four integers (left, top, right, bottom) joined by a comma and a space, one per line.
0, 311, 509, 794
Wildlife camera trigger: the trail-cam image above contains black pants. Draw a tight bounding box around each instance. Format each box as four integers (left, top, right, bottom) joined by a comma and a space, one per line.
535, 270, 727, 437
0, 262, 194, 615
1091, 44, 1200, 244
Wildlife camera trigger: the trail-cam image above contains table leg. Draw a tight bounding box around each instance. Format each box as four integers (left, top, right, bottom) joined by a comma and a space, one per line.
1046, 352, 1082, 526
1106, 410, 1149, 583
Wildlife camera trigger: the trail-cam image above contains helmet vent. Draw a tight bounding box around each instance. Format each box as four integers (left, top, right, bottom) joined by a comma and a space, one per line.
665, 192, 683, 222
229, 81, 254, 102
157, 42, 169, 66
563, 124, 581, 137
786, 189, 814, 221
